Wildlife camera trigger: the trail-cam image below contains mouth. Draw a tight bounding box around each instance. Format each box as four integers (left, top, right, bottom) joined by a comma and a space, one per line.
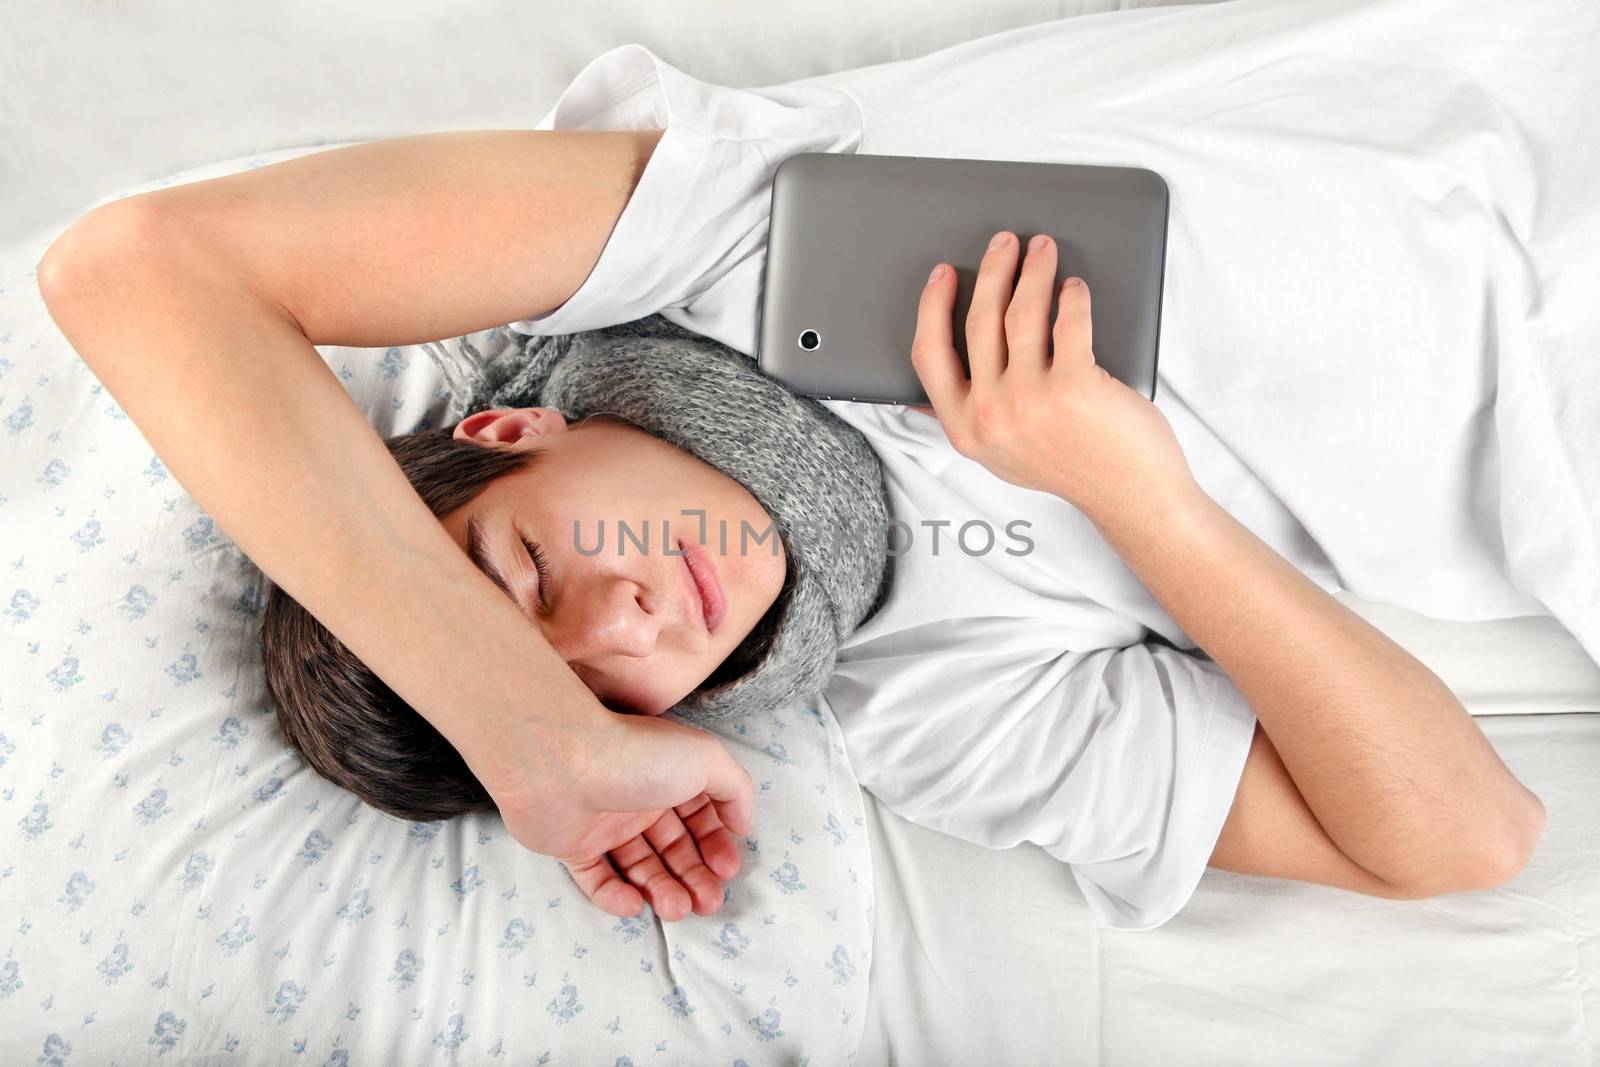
677, 537, 727, 635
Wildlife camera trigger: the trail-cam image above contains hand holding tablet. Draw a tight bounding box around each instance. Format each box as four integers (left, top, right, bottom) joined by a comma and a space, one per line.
909, 228, 1197, 523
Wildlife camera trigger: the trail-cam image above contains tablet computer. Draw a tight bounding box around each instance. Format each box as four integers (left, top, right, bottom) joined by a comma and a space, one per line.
755, 152, 1168, 405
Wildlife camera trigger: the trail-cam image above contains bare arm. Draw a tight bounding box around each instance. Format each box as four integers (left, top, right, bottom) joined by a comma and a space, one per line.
37, 129, 754, 916
1093, 482, 1545, 895
913, 231, 1546, 898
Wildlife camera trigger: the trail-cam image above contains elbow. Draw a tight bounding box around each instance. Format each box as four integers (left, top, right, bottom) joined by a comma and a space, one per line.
39, 197, 169, 323
1395, 794, 1548, 900
1479, 792, 1548, 889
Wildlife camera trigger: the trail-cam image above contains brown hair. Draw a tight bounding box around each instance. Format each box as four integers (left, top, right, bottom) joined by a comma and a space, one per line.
259, 422, 786, 822
259, 425, 537, 819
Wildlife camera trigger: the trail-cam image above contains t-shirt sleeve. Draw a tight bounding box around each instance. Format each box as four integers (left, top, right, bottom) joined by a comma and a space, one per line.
829, 633, 1259, 931
507, 43, 865, 356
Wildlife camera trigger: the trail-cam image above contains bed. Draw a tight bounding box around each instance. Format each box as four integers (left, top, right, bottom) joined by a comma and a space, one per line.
5, 1, 1598, 1063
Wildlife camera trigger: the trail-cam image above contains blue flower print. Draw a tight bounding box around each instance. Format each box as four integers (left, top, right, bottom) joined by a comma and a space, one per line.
547, 974, 583, 1024
38, 458, 71, 489
163, 648, 202, 686
266, 980, 306, 1024
0, 958, 21, 998
213, 715, 248, 749
180, 514, 221, 553
44, 654, 82, 692
826, 945, 856, 985
378, 347, 410, 380
18, 802, 51, 840
252, 776, 284, 804
749, 1007, 785, 1042
612, 915, 648, 943
68, 517, 103, 553
433, 1013, 469, 1055
449, 863, 483, 899
5, 588, 41, 625
296, 830, 333, 866
117, 584, 157, 620
770, 858, 806, 895
499, 918, 533, 957
234, 583, 267, 619
147, 1011, 185, 1055
712, 922, 750, 961
216, 915, 255, 957
407, 820, 442, 846
58, 870, 95, 911
94, 723, 130, 758
4, 399, 34, 435
38, 1032, 71, 1066
337, 887, 374, 926
97, 942, 132, 984
132, 787, 171, 824
390, 950, 423, 992
662, 984, 695, 1019
178, 851, 213, 892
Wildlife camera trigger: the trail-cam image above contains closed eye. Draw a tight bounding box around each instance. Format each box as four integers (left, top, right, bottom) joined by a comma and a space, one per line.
520, 537, 551, 608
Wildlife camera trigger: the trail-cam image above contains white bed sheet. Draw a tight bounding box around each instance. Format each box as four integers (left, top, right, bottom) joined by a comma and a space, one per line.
859, 704, 1600, 1065
2, 0, 1218, 249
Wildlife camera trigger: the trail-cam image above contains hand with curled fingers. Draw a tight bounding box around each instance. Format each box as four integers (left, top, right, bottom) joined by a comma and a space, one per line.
910, 230, 1199, 523
487, 708, 751, 922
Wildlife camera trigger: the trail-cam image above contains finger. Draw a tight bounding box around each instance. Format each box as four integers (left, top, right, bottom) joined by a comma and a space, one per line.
1052, 277, 1095, 371
645, 804, 727, 916
966, 230, 1021, 382
1005, 234, 1058, 377
696, 735, 755, 838
609, 832, 694, 922
677, 792, 743, 883
910, 263, 970, 418
562, 856, 646, 919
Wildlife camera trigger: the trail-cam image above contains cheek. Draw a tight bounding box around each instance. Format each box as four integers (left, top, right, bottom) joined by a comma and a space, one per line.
738, 540, 787, 617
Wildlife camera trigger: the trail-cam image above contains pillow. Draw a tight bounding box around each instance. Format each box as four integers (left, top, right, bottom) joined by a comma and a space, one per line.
0, 147, 874, 1065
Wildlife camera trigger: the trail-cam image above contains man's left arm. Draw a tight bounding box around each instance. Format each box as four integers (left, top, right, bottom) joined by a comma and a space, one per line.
909, 228, 1546, 896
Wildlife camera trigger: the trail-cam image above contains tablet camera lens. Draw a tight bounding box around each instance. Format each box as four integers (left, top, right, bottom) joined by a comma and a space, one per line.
798, 329, 821, 351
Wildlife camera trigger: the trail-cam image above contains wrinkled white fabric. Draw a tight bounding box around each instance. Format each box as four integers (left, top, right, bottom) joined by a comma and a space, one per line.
509, 0, 1600, 929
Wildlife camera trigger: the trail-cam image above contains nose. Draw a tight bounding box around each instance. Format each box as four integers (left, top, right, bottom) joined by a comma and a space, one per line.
543, 571, 662, 662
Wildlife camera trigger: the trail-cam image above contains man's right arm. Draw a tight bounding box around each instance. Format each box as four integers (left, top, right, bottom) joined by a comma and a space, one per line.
37, 127, 664, 782
36, 128, 753, 914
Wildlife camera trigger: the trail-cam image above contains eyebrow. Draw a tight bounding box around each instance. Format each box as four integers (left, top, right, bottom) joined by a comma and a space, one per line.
466, 512, 520, 607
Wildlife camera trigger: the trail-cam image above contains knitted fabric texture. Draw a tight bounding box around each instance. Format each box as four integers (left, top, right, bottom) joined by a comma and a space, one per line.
434, 315, 893, 725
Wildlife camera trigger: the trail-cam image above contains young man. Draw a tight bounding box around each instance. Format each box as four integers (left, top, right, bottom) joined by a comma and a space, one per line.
40, 107, 1545, 931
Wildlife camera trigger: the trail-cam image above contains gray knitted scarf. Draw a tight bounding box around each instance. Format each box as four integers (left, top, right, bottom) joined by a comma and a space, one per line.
426, 314, 893, 725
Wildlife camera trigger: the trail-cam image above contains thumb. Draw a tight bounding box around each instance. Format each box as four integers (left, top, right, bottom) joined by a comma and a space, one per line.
697, 737, 755, 837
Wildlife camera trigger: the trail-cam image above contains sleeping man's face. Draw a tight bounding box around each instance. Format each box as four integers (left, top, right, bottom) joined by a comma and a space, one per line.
438, 407, 788, 716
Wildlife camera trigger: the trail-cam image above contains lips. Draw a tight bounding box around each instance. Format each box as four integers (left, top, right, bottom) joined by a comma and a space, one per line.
677, 538, 728, 634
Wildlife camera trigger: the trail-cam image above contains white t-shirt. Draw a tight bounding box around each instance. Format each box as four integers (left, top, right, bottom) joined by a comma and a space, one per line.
505, 41, 1261, 931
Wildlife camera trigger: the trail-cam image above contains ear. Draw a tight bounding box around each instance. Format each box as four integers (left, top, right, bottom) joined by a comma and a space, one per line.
451, 407, 569, 446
